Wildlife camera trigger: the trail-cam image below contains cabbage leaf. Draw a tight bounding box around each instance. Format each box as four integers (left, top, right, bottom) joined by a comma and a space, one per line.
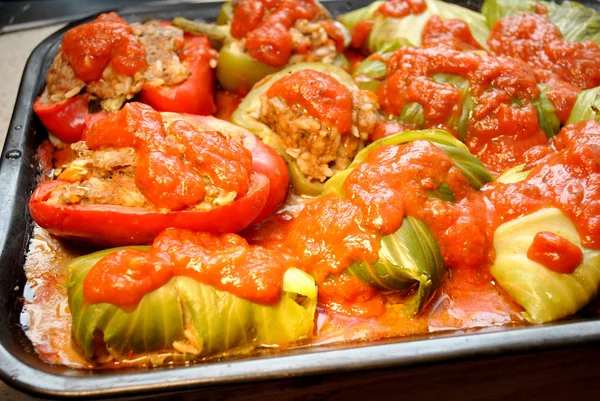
339, 0, 490, 52
491, 208, 600, 323
348, 216, 446, 314
323, 129, 493, 197
68, 248, 317, 361
566, 86, 600, 123
482, 0, 600, 46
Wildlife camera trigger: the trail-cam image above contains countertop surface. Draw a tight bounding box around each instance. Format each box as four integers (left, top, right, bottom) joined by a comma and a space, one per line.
0, 23, 64, 147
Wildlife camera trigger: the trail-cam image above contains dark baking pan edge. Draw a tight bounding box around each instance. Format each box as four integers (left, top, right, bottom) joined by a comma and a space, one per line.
1, 0, 600, 398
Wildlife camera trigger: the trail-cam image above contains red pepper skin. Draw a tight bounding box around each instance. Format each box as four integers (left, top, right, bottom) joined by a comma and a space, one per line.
29, 172, 270, 247
33, 94, 90, 143
181, 114, 290, 223
139, 36, 217, 115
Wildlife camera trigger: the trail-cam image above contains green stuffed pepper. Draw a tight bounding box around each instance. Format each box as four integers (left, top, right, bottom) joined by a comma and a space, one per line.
173, 0, 350, 93
232, 62, 381, 196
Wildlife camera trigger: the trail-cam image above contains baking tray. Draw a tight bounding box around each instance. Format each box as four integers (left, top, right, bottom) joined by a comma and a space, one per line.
1, 0, 600, 398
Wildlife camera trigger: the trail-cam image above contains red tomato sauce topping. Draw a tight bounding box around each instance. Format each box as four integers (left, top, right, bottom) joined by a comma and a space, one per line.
81, 102, 252, 210
351, 20, 375, 49
83, 228, 288, 306
378, 0, 427, 18
343, 141, 491, 270
62, 12, 147, 82
230, 0, 344, 67
534, 69, 579, 123
422, 16, 483, 51
318, 274, 385, 318
487, 120, 600, 249
377, 45, 554, 172
527, 231, 584, 274
488, 12, 600, 89
266, 69, 353, 134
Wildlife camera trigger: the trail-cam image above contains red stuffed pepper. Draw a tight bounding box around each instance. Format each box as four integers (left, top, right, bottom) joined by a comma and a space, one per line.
178, 113, 289, 222
140, 35, 217, 115
29, 103, 278, 246
33, 12, 216, 143
33, 94, 90, 144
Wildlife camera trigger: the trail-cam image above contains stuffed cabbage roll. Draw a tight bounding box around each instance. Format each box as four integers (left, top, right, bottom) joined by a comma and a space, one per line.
356, 44, 563, 171
339, 0, 490, 53
485, 0, 600, 90
491, 208, 600, 323
68, 229, 317, 363
487, 119, 600, 323
287, 130, 492, 315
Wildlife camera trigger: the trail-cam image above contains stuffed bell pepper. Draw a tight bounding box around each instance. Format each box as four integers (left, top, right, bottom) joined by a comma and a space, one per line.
68, 228, 317, 364
34, 12, 217, 143
29, 102, 289, 246
232, 63, 380, 196
173, 0, 350, 93
282, 129, 492, 316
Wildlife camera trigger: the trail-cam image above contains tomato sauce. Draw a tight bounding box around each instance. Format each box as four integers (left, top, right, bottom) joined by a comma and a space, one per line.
534, 70, 579, 123
488, 13, 600, 89
344, 141, 492, 270
377, 45, 554, 172
378, 0, 427, 18
287, 195, 379, 283
487, 120, 600, 249
231, 0, 344, 67
83, 228, 288, 306
267, 70, 352, 135
266, 70, 353, 134
81, 102, 252, 210
351, 20, 374, 49
527, 231, 584, 274
318, 274, 385, 318
422, 16, 483, 51
62, 12, 147, 82
273, 141, 491, 317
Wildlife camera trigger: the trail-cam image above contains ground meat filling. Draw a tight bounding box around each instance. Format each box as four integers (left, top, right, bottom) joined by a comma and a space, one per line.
259, 89, 379, 183
288, 20, 347, 65
48, 144, 145, 207
131, 21, 190, 87
48, 117, 242, 211
44, 52, 86, 103
43, 21, 190, 108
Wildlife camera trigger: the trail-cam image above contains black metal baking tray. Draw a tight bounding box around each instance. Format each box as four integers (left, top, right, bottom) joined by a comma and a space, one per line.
1, 0, 600, 398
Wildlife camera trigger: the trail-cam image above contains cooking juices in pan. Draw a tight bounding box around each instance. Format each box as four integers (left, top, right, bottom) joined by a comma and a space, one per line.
22, 0, 600, 368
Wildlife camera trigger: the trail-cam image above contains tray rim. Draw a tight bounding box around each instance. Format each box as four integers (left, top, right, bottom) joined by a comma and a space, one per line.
1, 0, 600, 398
